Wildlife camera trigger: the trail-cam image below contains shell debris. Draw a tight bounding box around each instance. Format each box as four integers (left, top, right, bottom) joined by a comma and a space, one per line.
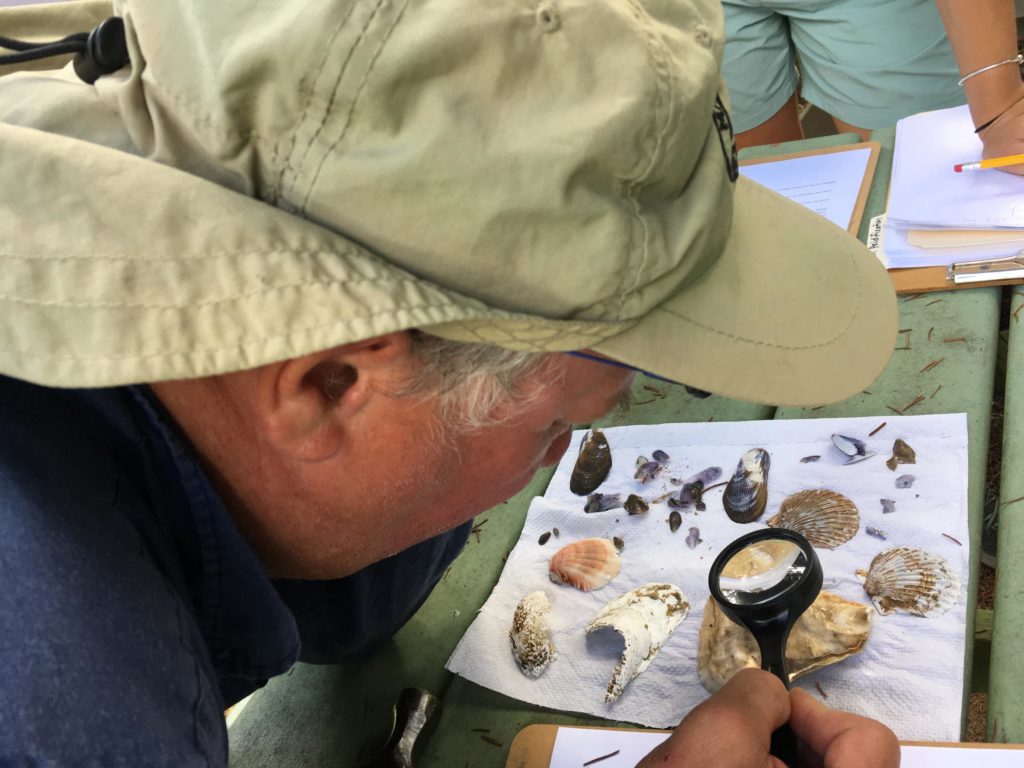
886, 438, 917, 471
549, 538, 621, 592
586, 583, 689, 702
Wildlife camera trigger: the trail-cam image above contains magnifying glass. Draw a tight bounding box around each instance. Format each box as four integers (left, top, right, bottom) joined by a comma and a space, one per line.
708, 528, 823, 767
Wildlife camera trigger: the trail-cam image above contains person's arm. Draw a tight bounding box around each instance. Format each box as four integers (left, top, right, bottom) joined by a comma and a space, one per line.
936, 0, 1024, 168
636, 669, 899, 768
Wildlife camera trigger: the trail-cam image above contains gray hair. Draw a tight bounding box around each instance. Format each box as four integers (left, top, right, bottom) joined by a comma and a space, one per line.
404, 330, 564, 434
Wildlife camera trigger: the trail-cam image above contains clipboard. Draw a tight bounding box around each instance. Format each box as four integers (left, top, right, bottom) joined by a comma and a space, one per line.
505, 724, 1024, 767
739, 141, 880, 236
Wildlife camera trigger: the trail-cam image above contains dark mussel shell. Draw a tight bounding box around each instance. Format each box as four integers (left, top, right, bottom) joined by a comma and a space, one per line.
570, 429, 612, 496
585, 492, 622, 514
624, 494, 649, 515
673, 466, 722, 509
722, 448, 770, 523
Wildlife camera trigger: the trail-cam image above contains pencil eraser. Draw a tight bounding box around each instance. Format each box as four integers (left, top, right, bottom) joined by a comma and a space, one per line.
953, 164, 963, 173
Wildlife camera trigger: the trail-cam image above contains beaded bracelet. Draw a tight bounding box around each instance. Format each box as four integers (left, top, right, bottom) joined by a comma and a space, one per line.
958, 53, 1024, 86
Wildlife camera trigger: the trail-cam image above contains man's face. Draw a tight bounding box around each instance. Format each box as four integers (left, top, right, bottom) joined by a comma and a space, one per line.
332, 354, 635, 574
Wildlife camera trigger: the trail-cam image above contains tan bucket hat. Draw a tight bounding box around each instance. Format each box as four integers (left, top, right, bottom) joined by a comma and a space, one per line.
0, 0, 895, 406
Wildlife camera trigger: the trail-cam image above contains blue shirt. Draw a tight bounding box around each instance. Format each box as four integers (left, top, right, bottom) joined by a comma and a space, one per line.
0, 375, 469, 765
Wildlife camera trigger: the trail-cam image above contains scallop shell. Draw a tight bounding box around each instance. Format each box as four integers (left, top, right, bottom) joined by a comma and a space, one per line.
697, 592, 873, 693
767, 489, 860, 549
509, 591, 556, 677
548, 538, 621, 591
856, 547, 960, 616
570, 429, 612, 495
586, 583, 689, 702
722, 448, 769, 523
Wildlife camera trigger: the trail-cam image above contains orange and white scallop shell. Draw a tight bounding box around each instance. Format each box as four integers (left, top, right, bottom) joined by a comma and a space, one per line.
548, 538, 621, 592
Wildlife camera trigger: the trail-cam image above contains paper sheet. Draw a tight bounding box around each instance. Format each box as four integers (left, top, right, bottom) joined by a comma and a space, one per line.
888, 105, 1024, 229
549, 729, 1024, 767
447, 415, 969, 739
881, 218, 1023, 269
739, 147, 872, 231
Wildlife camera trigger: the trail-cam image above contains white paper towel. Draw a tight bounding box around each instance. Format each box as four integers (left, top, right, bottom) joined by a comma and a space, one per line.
446, 414, 970, 739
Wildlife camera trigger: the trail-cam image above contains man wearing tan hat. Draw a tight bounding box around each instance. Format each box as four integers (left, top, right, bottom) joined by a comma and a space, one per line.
0, 0, 899, 765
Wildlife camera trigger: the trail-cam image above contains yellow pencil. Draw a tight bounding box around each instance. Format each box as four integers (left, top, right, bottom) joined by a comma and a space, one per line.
953, 153, 1024, 172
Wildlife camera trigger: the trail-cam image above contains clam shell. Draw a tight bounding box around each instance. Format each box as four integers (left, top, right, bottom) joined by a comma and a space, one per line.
548, 538, 621, 591
586, 583, 689, 702
570, 429, 612, 496
856, 547, 960, 617
509, 591, 556, 677
723, 448, 769, 523
697, 592, 873, 693
767, 489, 860, 549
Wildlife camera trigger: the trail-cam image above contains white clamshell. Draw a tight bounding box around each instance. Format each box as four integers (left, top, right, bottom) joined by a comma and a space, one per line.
510, 591, 556, 677
856, 547, 961, 617
767, 489, 860, 549
586, 583, 689, 702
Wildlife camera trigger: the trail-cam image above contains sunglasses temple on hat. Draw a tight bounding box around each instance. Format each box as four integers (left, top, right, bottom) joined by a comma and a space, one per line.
565, 351, 711, 398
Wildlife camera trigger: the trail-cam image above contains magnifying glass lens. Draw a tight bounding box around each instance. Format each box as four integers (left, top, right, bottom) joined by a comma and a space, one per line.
718, 540, 809, 605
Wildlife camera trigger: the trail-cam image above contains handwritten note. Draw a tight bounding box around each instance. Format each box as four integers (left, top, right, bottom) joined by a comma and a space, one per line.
739, 147, 874, 232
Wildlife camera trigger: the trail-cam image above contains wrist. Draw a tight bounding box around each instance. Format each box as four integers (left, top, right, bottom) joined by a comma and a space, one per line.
963, 65, 1024, 129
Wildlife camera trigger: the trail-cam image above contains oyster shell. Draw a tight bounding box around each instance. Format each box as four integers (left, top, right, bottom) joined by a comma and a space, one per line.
856, 547, 960, 617
586, 583, 689, 702
723, 448, 770, 523
767, 489, 859, 549
570, 429, 612, 496
886, 438, 917, 471
549, 538, 621, 591
697, 592, 873, 693
510, 591, 556, 677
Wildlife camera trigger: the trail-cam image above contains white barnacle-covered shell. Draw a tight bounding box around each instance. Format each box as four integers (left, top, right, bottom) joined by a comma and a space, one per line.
856, 547, 961, 617
767, 490, 860, 549
586, 583, 689, 702
549, 538, 621, 591
697, 592, 873, 692
723, 448, 769, 523
510, 591, 556, 677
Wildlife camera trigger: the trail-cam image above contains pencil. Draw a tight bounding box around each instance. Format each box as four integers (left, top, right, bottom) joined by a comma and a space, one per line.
953, 153, 1024, 172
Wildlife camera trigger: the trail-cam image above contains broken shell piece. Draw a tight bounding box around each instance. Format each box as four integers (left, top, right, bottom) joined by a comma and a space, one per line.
856, 547, 960, 617
584, 492, 622, 514
800, 455, 821, 463
538, 531, 551, 546
886, 438, 917, 471
896, 474, 916, 489
624, 494, 649, 515
767, 490, 859, 549
652, 449, 670, 462
880, 498, 896, 514
686, 527, 702, 549
634, 460, 663, 484
510, 591, 556, 677
866, 526, 887, 540
570, 429, 612, 495
831, 434, 875, 465
586, 583, 689, 702
723, 449, 770, 523
613, 536, 625, 552
669, 510, 682, 532
549, 538, 621, 591
671, 466, 723, 509
697, 592, 872, 693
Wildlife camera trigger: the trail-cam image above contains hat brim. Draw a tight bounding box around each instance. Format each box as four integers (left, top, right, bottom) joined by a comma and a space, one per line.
591, 177, 897, 407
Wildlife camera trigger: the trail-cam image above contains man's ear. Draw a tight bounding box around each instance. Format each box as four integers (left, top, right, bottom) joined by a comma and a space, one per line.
258, 332, 415, 461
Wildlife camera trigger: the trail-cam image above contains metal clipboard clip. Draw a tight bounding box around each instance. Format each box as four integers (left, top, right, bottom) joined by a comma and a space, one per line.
947, 251, 1024, 285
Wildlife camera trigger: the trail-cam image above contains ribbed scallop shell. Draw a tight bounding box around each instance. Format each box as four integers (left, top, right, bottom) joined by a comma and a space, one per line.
723, 448, 769, 523
510, 591, 556, 677
856, 547, 961, 617
767, 489, 860, 549
570, 429, 612, 495
549, 538, 621, 591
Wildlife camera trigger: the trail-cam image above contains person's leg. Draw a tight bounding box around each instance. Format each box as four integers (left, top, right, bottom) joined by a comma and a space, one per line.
789, 0, 964, 132
830, 116, 871, 141
721, 1, 802, 148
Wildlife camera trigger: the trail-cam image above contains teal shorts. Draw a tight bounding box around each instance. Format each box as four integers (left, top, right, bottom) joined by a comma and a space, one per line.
721, 0, 966, 132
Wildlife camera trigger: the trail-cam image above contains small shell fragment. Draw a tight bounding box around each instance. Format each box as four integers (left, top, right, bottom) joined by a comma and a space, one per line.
831, 434, 875, 465
634, 460, 662, 484
800, 455, 821, 463
669, 467, 722, 510
885, 438, 917, 472
538, 531, 551, 546
552, 527, 560, 538
866, 526, 887, 540
895, 474, 916, 489
767, 490, 860, 549
669, 510, 682, 532
510, 591, 556, 677
587, 583, 689, 702
723, 449, 770, 523
549, 538, 621, 591
652, 449, 670, 462
880, 498, 896, 514
613, 536, 625, 552
585, 492, 622, 514
856, 547, 960, 616
570, 429, 612, 495
697, 593, 872, 692
624, 494, 649, 516
686, 527, 702, 549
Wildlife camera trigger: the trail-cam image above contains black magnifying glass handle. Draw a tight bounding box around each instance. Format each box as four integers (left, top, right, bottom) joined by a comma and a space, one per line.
771, 722, 797, 767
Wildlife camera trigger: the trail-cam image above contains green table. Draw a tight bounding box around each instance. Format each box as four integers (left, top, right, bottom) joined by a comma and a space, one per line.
229, 131, 1003, 766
